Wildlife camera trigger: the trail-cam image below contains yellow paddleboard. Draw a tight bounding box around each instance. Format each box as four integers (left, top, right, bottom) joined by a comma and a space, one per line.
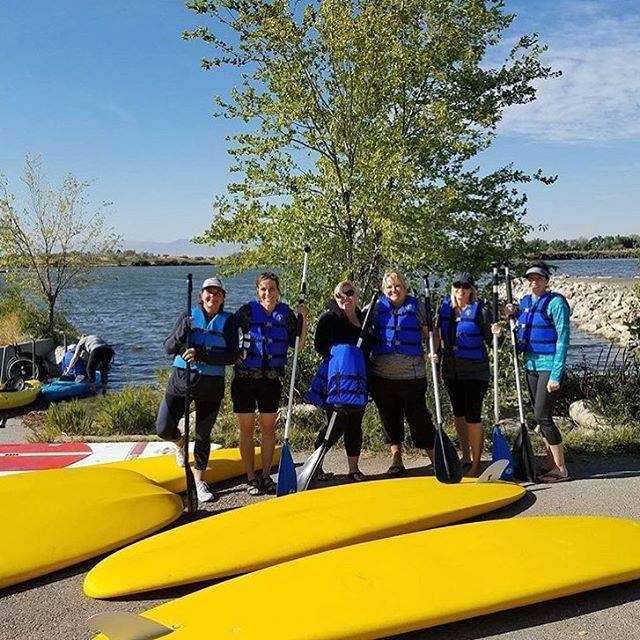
91, 516, 640, 640
100, 445, 280, 493
0, 379, 42, 410
84, 476, 524, 598
0, 467, 182, 590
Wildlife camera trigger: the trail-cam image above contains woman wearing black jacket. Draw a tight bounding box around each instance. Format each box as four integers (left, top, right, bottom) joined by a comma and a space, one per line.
312, 280, 368, 482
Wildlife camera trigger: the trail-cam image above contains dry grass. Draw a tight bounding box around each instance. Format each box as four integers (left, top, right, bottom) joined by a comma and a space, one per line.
0, 312, 26, 344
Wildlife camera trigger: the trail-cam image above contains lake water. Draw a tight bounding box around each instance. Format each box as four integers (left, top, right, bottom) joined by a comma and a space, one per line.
42, 257, 640, 389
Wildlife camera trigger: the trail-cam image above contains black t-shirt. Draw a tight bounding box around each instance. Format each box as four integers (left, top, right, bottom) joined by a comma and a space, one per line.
314, 300, 369, 357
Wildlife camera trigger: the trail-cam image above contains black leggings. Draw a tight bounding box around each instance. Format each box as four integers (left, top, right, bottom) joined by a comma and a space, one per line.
443, 378, 489, 423
156, 376, 224, 470
314, 407, 364, 457
370, 376, 436, 450
526, 370, 562, 445
87, 346, 114, 385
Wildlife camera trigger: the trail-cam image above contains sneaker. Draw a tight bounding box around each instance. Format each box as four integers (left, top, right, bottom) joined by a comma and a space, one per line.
175, 444, 186, 468
196, 480, 214, 502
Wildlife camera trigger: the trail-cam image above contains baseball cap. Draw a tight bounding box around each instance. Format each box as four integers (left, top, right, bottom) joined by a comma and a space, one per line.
201, 277, 226, 293
452, 272, 475, 287
524, 265, 551, 279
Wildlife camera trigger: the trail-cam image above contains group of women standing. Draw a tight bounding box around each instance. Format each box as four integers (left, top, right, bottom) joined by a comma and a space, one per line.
156, 259, 570, 503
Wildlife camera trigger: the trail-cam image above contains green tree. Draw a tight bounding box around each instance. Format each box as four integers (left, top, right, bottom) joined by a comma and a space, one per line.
187, 0, 557, 297
0, 156, 120, 337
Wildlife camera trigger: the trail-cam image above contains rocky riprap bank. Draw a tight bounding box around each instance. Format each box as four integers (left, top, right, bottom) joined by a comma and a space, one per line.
507, 275, 638, 348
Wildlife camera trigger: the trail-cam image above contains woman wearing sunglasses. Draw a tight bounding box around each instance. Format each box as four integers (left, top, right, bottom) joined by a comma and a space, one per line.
308, 281, 370, 482
436, 272, 501, 477
369, 271, 436, 475
506, 260, 571, 482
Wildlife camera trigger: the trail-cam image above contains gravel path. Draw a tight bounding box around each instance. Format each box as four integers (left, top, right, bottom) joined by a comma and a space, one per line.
1, 451, 639, 640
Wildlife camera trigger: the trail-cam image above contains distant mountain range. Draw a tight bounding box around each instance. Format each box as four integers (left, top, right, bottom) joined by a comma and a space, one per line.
123, 238, 240, 258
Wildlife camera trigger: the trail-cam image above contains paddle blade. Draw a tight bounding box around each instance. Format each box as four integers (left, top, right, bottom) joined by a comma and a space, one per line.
276, 442, 297, 496
512, 423, 536, 482
184, 464, 198, 515
434, 428, 463, 484
491, 425, 515, 480
296, 442, 328, 492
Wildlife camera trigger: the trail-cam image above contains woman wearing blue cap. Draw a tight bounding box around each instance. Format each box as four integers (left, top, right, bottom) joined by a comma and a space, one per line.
506, 259, 571, 482
156, 277, 240, 502
435, 272, 502, 477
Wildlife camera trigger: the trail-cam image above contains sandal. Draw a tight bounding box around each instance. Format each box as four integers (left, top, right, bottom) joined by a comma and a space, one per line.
261, 476, 277, 494
538, 471, 571, 484
347, 471, 366, 483
317, 471, 334, 482
386, 464, 406, 476
246, 478, 263, 496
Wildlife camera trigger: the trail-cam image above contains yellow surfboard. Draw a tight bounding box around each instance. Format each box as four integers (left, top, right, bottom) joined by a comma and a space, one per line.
0, 467, 182, 590
100, 446, 280, 493
84, 476, 524, 598
90, 516, 640, 640
0, 379, 42, 410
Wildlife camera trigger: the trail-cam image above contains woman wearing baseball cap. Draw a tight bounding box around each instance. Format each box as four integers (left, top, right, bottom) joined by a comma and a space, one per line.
156, 277, 240, 502
506, 259, 571, 482
233, 271, 307, 495
435, 272, 502, 477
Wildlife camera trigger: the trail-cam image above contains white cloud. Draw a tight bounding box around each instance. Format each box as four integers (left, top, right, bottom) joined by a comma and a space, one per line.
498, 7, 640, 143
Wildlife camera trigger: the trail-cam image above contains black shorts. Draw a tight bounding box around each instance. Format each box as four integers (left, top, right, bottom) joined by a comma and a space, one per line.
231, 375, 283, 413
443, 378, 489, 424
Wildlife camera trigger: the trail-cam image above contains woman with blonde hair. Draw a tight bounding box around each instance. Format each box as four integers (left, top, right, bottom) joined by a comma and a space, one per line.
436, 272, 501, 477
369, 271, 436, 475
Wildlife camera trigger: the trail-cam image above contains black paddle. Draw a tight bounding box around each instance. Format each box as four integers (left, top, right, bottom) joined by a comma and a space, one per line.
297, 291, 379, 492
183, 274, 198, 514
276, 245, 310, 496
504, 266, 536, 483
423, 274, 462, 484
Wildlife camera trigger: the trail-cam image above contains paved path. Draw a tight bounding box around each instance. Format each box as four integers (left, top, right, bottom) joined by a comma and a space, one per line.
0, 452, 639, 640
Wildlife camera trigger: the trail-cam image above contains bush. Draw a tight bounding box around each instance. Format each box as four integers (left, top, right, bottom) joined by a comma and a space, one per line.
45, 401, 95, 437
94, 385, 160, 435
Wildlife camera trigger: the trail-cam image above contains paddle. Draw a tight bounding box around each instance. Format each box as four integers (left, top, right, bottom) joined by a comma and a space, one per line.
297, 291, 379, 492
276, 245, 311, 496
504, 266, 536, 483
490, 263, 514, 480
423, 274, 462, 485
183, 274, 198, 514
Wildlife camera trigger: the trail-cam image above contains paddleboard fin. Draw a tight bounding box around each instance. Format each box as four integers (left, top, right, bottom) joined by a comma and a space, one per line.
476, 459, 509, 483
87, 612, 174, 640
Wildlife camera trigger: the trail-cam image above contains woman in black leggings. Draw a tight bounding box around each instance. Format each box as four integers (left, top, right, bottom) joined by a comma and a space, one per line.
436, 273, 501, 477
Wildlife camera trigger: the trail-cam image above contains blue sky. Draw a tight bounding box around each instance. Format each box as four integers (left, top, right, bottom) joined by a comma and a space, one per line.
1, 0, 638, 244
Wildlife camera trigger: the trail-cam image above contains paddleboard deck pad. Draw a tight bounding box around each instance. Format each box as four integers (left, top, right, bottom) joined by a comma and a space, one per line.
0, 466, 183, 590
91, 516, 640, 640
85, 476, 525, 598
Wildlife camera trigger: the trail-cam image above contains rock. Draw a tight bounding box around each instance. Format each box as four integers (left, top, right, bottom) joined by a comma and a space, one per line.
568, 400, 609, 431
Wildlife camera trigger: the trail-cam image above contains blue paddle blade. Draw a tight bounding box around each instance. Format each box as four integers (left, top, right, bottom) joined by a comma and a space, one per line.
276, 442, 297, 497
491, 425, 515, 480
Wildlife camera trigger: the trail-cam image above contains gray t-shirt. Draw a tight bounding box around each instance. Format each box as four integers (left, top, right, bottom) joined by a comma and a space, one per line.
369, 299, 428, 380
78, 335, 108, 353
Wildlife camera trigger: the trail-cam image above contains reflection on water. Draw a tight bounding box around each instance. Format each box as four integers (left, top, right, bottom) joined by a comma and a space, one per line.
55, 260, 637, 390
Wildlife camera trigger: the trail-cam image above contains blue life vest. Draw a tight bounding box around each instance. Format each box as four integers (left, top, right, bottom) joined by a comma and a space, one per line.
516, 292, 565, 355
240, 301, 290, 371
438, 297, 486, 361
173, 306, 231, 377
372, 295, 423, 357
305, 359, 329, 408
62, 350, 87, 377
325, 344, 368, 410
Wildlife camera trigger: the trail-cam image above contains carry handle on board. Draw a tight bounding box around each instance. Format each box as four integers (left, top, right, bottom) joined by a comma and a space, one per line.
276, 245, 311, 496
183, 274, 198, 514
423, 274, 462, 484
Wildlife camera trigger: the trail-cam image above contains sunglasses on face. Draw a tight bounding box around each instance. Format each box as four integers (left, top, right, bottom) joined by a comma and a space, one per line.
335, 289, 356, 299
203, 288, 224, 297
453, 283, 471, 290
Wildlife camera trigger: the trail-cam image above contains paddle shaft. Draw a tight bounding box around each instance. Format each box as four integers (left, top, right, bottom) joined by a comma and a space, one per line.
492, 264, 500, 424
0, 346, 6, 385
504, 267, 527, 427
423, 276, 444, 427
283, 247, 310, 441
183, 274, 197, 514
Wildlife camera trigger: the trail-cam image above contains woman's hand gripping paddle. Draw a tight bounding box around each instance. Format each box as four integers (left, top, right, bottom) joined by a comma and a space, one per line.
423, 274, 462, 484
504, 266, 536, 483
296, 291, 379, 492
276, 246, 311, 496
490, 263, 514, 480
183, 274, 198, 514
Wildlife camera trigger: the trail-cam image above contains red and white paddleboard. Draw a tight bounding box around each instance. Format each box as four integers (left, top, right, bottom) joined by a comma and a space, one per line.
0, 441, 213, 475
